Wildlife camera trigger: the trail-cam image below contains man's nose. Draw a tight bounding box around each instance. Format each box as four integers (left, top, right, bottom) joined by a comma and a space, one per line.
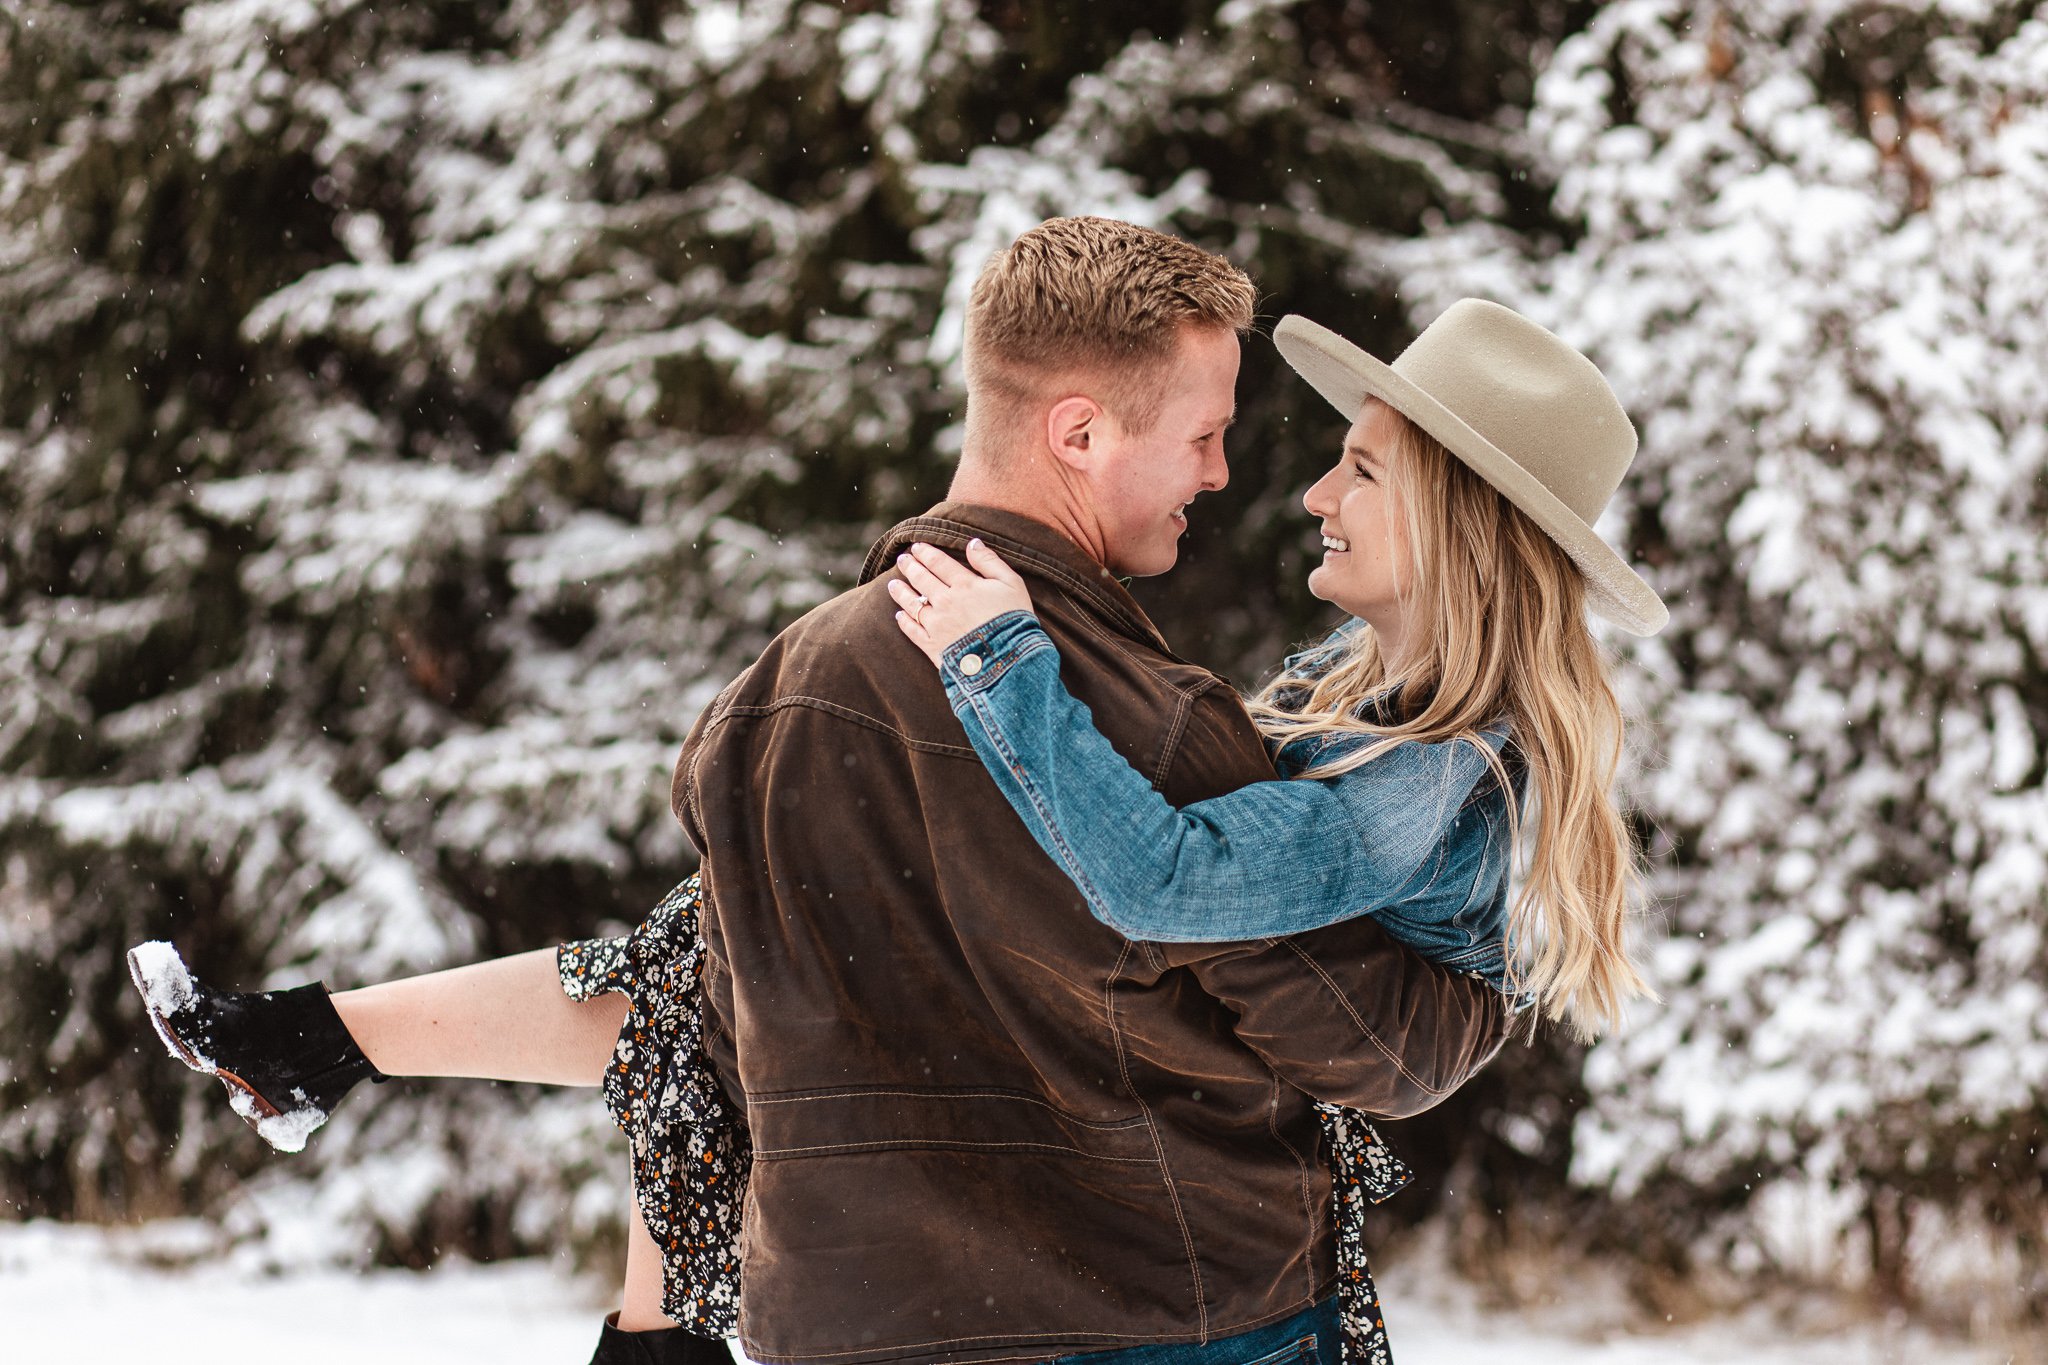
1205, 443, 1230, 492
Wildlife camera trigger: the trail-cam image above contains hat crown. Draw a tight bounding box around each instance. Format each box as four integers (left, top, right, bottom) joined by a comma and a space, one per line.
1391, 299, 1634, 526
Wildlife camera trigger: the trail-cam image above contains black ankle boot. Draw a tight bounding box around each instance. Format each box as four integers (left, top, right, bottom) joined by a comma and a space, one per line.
587, 1315, 737, 1365
127, 940, 385, 1153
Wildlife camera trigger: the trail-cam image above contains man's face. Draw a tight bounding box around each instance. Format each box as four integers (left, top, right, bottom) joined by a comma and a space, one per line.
1090, 325, 1241, 577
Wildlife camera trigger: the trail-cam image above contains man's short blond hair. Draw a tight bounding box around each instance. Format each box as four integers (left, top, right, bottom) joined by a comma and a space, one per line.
962, 217, 1257, 455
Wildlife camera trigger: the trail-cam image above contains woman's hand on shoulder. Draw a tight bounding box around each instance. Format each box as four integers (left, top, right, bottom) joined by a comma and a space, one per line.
889, 539, 1033, 667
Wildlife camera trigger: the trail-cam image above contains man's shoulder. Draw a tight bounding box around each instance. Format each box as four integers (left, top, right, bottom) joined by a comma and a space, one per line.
721, 576, 902, 698
690, 573, 991, 771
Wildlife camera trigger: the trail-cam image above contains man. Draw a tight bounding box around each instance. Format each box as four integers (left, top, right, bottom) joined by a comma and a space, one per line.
679, 216, 1509, 1364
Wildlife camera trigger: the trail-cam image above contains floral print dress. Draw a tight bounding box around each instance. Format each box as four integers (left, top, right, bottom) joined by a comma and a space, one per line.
559, 874, 1411, 1363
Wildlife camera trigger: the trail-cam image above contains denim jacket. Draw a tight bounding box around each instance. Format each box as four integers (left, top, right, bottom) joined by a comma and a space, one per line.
939, 612, 1523, 989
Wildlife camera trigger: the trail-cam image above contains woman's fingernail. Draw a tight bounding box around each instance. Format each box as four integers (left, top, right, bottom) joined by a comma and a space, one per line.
969, 538, 983, 550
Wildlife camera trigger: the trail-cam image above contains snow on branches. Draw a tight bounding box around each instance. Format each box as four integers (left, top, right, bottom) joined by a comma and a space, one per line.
1394, 0, 2048, 1301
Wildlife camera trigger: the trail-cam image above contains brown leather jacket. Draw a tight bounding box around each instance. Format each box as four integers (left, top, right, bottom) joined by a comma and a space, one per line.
675, 504, 1509, 1365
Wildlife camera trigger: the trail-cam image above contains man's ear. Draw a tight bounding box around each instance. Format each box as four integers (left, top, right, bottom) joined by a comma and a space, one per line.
1044, 394, 1104, 473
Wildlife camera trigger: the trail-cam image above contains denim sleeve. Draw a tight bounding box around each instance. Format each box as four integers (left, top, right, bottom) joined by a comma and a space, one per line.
940, 612, 1504, 943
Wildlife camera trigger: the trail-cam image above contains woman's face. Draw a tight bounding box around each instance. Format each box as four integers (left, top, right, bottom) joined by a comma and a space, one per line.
1303, 399, 1414, 647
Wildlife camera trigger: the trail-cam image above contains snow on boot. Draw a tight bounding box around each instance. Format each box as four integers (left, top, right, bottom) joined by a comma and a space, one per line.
126, 940, 385, 1153
586, 1316, 737, 1365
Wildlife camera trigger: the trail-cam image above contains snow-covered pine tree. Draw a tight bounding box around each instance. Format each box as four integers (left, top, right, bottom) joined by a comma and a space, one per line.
2, 0, 1572, 1265
1402, 0, 2048, 1312
0, 0, 1008, 1259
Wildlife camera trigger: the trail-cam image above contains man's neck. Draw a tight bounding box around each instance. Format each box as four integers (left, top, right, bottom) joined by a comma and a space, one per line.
947, 455, 1112, 570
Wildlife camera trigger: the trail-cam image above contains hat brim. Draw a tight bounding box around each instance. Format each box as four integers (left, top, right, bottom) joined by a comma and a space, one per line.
1273, 314, 1669, 637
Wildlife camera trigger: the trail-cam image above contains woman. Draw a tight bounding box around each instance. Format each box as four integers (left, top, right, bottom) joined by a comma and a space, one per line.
130, 301, 1666, 1365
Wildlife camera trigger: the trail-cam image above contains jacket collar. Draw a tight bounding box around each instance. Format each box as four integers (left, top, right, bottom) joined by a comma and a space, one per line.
861, 502, 1177, 659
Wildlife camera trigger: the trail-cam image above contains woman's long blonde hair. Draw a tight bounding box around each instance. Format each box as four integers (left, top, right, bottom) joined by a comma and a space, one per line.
1245, 401, 1655, 1042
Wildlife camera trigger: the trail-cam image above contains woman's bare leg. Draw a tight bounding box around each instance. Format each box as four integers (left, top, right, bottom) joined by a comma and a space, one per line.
619, 1169, 683, 1332
330, 949, 629, 1085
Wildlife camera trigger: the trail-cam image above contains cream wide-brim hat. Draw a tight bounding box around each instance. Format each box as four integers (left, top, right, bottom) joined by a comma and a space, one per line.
1273, 302, 1668, 637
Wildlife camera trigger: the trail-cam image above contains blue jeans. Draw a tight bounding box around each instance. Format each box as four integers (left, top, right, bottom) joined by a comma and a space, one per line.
1049, 1298, 1340, 1365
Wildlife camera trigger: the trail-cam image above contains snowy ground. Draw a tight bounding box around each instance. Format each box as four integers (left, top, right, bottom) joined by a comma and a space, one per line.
0, 1220, 2012, 1365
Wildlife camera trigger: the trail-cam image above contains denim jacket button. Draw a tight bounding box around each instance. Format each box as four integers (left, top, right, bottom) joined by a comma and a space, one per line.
959, 654, 983, 676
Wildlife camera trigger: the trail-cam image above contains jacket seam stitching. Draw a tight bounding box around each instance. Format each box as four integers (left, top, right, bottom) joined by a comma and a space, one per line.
1278, 938, 1447, 1099
1105, 939, 1209, 1338
696, 876, 735, 1056
701, 968, 733, 1051
753, 1139, 1155, 1161
681, 720, 715, 858
1267, 1075, 1319, 1305
1445, 844, 1499, 942
1152, 683, 1196, 790
1409, 748, 1479, 897
1411, 837, 1452, 899
720, 694, 982, 758
749, 1089, 1144, 1128
681, 681, 747, 835
1099, 628, 1206, 701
